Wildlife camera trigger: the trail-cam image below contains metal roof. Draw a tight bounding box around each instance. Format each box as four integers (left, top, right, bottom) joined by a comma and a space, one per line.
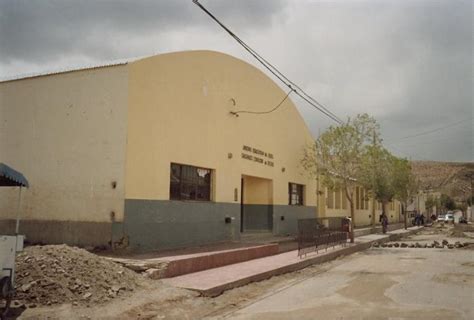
0, 55, 152, 83
0, 163, 29, 187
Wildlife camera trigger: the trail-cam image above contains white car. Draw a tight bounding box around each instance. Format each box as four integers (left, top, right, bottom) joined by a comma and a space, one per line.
437, 215, 446, 222
445, 214, 454, 223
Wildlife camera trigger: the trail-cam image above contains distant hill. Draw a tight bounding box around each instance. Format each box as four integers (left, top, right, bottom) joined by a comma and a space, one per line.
411, 161, 474, 201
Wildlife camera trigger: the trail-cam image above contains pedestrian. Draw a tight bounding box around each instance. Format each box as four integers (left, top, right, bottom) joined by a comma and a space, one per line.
381, 213, 388, 234
420, 214, 425, 225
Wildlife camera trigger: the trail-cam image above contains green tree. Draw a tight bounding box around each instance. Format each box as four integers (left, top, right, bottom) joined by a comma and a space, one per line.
425, 195, 438, 216
358, 146, 398, 225
440, 194, 456, 212
301, 114, 380, 242
391, 158, 418, 229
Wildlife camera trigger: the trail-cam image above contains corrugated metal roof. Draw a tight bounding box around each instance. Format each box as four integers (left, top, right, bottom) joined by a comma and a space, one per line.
0, 163, 29, 187
0, 55, 151, 83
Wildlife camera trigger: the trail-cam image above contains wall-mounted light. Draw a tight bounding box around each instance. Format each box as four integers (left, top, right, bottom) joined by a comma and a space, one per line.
228, 153, 233, 159
281, 167, 286, 173
110, 211, 116, 222
111, 181, 117, 189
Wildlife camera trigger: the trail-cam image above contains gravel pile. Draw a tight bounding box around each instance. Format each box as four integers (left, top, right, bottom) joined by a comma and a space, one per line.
13, 244, 142, 308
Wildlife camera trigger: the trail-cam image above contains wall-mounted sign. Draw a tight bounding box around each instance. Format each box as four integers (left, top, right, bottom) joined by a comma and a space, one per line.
241, 145, 274, 167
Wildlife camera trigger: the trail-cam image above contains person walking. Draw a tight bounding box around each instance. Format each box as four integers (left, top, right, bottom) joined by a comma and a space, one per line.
414, 210, 420, 226
381, 213, 388, 234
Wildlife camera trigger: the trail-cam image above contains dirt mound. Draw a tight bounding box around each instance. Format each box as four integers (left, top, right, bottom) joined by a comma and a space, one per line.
14, 244, 143, 308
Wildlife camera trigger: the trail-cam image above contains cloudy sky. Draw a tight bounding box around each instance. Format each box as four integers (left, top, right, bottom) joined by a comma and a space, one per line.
1, 0, 472, 162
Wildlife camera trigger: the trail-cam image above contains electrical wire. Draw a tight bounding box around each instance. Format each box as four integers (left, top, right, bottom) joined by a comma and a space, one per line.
387, 125, 472, 147
385, 117, 473, 144
230, 89, 294, 116
192, 0, 344, 125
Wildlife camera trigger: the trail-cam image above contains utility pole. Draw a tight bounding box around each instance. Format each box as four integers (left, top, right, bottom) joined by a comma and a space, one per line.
371, 129, 376, 231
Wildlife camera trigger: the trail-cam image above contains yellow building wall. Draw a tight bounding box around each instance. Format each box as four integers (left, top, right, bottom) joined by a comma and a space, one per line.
125, 51, 317, 207
321, 186, 403, 227
0, 66, 129, 223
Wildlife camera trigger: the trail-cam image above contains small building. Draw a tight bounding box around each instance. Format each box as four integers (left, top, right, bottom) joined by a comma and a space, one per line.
0, 50, 318, 251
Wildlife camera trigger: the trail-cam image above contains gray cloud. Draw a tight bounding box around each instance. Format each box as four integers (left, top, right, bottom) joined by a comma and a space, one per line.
0, 0, 286, 62
0, 0, 472, 162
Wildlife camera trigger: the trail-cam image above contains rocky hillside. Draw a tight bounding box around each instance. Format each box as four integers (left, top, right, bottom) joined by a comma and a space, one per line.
411, 161, 473, 200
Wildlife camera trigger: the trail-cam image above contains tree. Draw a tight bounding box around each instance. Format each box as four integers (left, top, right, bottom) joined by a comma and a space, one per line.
425, 195, 439, 216
391, 158, 418, 229
301, 114, 380, 242
440, 194, 456, 212
358, 146, 401, 227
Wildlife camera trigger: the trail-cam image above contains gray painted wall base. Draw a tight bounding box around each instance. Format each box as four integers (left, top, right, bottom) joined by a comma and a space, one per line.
0, 203, 317, 251
0, 219, 114, 247
273, 205, 317, 236
122, 200, 241, 251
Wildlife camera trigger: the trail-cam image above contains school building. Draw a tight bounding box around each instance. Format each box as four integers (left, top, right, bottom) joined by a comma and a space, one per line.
0, 50, 319, 251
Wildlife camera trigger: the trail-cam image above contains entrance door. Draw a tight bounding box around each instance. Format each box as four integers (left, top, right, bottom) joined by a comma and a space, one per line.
241, 175, 273, 232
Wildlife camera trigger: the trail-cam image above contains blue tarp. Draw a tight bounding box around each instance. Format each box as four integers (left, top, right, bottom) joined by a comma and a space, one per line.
0, 163, 29, 187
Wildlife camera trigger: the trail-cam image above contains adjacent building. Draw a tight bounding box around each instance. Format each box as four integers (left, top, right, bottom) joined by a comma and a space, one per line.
318, 184, 403, 226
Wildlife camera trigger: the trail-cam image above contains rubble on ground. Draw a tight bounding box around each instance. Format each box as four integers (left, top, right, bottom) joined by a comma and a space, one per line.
372, 240, 471, 249
13, 244, 143, 308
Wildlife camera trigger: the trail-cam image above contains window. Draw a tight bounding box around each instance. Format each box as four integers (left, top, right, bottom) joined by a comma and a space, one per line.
327, 188, 334, 209
170, 163, 211, 201
335, 188, 341, 209
364, 189, 369, 210
342, 192, 347, 209
289, 183, 304, 205
356, 187, 360, 210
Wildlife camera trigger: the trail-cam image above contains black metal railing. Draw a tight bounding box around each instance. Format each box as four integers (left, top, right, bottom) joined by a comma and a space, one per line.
297, 217, 350, 258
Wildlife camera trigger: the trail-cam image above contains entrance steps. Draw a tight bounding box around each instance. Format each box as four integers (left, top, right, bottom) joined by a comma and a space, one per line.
107, 243, 279, 279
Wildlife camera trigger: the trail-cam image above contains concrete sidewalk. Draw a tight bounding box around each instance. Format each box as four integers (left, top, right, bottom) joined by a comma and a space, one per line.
163, 226, 423, 296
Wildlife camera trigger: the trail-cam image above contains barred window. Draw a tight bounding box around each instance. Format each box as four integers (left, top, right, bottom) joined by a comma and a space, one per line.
170, 163, 211, 201
289, 183, 304, 206
327, 188, 334, 209
356, 187, 360, 210
335, 188, 341, 209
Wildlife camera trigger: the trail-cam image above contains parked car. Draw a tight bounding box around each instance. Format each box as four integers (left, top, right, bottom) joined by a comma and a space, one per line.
459, 216, 468, 224
437, 215, 446, 222
445, 213, 454, 223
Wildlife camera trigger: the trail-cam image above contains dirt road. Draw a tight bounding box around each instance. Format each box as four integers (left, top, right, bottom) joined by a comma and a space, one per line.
11, 224, 474, 320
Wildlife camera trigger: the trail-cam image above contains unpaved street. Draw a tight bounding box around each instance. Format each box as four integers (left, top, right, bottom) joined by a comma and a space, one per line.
12, 225, 474, 320
221, 227, 474, 320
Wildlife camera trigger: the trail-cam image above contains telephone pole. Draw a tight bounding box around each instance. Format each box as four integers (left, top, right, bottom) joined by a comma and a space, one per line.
371, 129, 376, 230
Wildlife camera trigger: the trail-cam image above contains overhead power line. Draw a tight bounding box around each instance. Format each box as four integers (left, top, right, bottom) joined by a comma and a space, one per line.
192, 0, 344, 125
385, 117, 473, 144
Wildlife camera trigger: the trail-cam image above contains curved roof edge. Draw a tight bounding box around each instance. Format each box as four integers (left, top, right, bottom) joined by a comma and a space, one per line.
0, 50, 243, 83
129, 50, 316, 140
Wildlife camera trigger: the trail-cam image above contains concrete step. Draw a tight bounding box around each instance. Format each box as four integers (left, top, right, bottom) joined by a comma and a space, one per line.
161, 243, 279, 278
108, 243, 279, 279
